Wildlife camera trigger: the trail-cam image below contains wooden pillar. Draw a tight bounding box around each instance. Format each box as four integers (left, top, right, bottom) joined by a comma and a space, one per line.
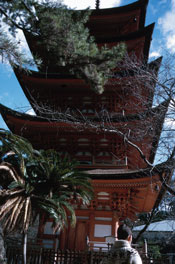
89, 212, 95, 249
59, 228, 67, 250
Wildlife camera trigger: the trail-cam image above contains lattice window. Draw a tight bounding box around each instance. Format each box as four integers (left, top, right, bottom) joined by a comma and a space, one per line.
95, 151, 113, 165
82, 96, 92, 105
97, 151, 110, 157
97, 192, 110, 200
75, 151, 91, 157
75, 151, 92, 165
110, 191, 131, 217
59, 138, 67, 145
82, 108, 94, 114
77, 138, 90, 146
99, 138, 109, 147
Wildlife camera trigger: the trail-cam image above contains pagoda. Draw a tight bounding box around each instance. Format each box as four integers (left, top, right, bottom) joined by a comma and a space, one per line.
0, 0, 171, 251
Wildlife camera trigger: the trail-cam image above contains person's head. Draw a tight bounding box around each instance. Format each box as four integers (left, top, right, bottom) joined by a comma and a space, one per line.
117, 224, 132, 243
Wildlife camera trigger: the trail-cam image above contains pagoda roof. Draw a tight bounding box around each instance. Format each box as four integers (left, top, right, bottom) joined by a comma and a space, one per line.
87, 0, 149, 38
96, 23, 154, 62
14, 52, 157, 119
0, 100, 168, 128
24, 0, 149, 66
146, 57, 163, 108
86, 160, 171, 179
0, 100, 168, 165
85, 159, 172, 219
0, 103, 171, 218
149, 56, 163, 72
24, 23, 154, 73
92, 174, 162, 218
88, 159, 173, 219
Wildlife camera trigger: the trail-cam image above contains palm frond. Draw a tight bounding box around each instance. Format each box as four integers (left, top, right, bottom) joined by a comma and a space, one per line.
0, 132, 93, 235
4, 196, 23, 231
23, 197, 30, 230
0, 188, 24, 197
3, 198, 26, 233
0, 129, 34, 158
0, 196, 20, 219
9, 196, 23, 225
23, 197, 31, 231
11, 199, 26, 232
0, 162, 23, 184
60, 200, 76, 227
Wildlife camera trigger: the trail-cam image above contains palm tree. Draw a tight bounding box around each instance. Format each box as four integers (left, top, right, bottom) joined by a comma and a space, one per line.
0, 129, 93, 264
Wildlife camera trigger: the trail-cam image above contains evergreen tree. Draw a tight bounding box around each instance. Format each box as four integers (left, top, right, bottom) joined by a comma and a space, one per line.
0, 0, 126, 94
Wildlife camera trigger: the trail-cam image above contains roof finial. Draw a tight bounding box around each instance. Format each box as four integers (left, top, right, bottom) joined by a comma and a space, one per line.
96, 0, 100, 9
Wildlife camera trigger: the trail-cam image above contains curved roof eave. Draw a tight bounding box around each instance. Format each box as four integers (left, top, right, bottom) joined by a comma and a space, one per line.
85, 157, 173, 180
88, 0, 149, 37
90, 0, 148, 16
23, 22, 154, 74
147, 56, 163, 107
149, 98, 170, 164
0, 99, 169, 125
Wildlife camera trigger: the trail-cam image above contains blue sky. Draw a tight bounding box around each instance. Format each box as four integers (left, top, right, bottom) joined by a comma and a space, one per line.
0, 0, 175, 129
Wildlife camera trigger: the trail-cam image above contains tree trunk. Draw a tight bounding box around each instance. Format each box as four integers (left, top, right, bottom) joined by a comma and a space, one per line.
22, 231, 27, 264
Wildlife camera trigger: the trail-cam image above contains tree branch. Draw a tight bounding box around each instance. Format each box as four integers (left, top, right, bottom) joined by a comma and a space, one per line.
160, 171, 175, 196
133, 208, 156, 243
0, 7, 24, 31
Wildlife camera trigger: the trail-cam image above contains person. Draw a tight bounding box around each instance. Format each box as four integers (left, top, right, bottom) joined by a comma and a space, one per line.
102, 224, 142, 264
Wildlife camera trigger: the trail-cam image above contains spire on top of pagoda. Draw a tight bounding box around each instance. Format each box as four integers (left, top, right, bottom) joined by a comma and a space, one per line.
96, 0, 100, 9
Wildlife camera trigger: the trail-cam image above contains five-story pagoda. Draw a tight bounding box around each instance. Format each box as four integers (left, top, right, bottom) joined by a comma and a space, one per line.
0, 0, 171, 251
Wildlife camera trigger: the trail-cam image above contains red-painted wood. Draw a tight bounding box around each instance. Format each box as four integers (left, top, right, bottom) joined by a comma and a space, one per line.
0, 0, 170, 251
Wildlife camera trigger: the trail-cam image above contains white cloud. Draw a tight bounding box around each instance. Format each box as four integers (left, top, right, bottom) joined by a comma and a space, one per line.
167, 34, 175, 53
164, 117, 175, 130
149, 51, 161, 58
158, 12, 175, 34
26, 109, 36, 116
63, 0, 121, 9
158, 0, 175, 53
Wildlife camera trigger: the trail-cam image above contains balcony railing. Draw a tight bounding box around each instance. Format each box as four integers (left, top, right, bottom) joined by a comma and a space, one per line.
76, 156, 128, 167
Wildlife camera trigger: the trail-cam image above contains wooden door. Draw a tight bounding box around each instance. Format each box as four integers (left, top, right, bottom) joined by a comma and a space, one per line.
75, 220, 88, 250
60, 220, 88, 250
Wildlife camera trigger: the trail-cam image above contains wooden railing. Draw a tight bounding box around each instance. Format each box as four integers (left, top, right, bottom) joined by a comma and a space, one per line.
6, 247, 173, 264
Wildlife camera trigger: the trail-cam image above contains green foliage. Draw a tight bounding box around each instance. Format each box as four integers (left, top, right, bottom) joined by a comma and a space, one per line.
0, 30, 26, 66
0, 0, 64, 35
0, 129, 93, 234
0, 0, 126, 94
148, 243, 161, 259
35, 3, 126, 93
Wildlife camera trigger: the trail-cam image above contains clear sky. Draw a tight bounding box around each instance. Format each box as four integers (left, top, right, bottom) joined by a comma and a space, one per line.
0, 0, 175, 129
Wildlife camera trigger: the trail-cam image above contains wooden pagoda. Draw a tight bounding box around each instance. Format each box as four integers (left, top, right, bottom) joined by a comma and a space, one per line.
0, 0, 171, 250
